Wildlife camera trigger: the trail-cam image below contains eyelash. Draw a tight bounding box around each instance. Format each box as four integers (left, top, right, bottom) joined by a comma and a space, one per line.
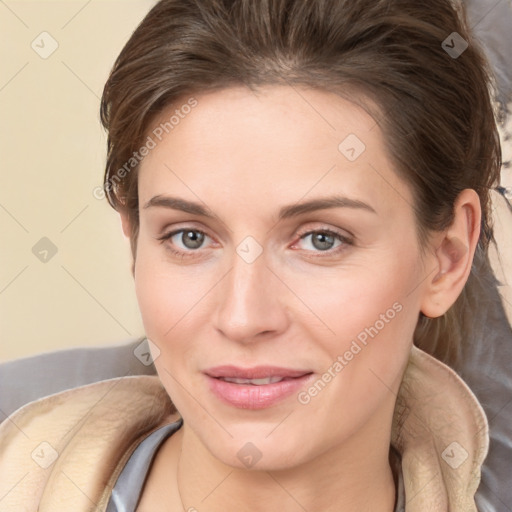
156, 227, 353, 260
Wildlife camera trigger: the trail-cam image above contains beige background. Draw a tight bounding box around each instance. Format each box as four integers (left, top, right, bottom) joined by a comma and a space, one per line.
1, 1, 511, 363
0, 1, 157, 362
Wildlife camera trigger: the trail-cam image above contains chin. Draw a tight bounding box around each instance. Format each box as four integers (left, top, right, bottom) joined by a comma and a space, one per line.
194, 422, 309, 471
215, 444, 303, 472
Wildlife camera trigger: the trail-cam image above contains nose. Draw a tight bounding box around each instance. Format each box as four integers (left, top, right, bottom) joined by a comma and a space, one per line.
213, 249, 289, 344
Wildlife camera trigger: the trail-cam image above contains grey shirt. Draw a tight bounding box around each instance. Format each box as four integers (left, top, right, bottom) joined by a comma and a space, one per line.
106, 418, 406, 512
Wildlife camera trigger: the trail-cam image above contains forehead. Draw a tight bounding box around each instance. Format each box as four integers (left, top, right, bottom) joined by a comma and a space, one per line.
145, 84, 378, 156
138, 85, 413, 221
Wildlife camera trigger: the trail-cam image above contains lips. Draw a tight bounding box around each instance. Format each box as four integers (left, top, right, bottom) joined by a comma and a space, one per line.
204, 365, 315, 409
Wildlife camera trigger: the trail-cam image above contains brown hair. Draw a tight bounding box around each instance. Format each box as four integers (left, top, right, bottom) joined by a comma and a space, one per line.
100, 0, 502, 368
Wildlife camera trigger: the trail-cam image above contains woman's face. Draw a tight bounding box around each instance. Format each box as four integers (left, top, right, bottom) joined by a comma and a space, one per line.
131, 85, 431, 470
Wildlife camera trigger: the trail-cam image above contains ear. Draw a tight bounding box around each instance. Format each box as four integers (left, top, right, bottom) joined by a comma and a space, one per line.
119, 210, 137, 278
420, 189, 481, 318
119, 210, 132, 239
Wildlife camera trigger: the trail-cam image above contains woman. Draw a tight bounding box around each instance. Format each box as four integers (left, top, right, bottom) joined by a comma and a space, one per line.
0, 0, 508, 510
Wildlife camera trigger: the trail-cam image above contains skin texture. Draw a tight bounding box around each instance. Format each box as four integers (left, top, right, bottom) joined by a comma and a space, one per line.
120, 85, 481, 512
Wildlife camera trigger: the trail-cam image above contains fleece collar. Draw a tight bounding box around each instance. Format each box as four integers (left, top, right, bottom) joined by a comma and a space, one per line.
0, 345, 488, 511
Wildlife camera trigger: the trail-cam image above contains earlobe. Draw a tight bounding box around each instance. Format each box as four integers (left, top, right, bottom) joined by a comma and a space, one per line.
420, 189, 481, 318
119, 211, 132, 239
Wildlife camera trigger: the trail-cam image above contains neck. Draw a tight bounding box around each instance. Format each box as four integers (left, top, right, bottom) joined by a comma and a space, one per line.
175, 420, 397, 512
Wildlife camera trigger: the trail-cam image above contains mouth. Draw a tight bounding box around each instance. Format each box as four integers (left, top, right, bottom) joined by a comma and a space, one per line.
204, 366, 315, 409
204, 365, 312, 380
215, 376, 303, 385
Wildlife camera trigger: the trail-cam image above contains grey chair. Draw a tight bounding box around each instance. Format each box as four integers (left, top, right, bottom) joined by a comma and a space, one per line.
0, 336, 157, 419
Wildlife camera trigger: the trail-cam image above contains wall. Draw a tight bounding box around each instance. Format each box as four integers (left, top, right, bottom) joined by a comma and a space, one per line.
0, 1, 156, 361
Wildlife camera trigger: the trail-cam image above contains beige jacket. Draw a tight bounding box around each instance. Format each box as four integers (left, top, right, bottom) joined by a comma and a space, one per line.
0, 190, 510, 512
0, 346, 489, 511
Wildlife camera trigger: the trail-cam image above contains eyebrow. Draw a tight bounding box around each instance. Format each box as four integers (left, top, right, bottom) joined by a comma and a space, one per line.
142, 194, 377, 220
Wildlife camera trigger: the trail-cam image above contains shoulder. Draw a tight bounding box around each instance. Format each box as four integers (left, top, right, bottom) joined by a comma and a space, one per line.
0, 375, 177, 511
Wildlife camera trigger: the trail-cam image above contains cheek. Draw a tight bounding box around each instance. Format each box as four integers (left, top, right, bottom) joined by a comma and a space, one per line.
287, 254, 420, 388
134, 255, 171, 339
133, 241, 208, 340
289, 274, 418, 444
133, 255, 202, 403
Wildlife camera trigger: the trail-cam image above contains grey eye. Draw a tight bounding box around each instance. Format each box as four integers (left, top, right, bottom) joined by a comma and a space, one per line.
179, 230, 205, 249
310, 232, 336, 251
300, 231, 342, 252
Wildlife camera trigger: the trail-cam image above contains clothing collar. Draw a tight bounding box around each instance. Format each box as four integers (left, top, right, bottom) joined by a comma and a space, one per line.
390, 345, 489, 511
0, 345, 488, 511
